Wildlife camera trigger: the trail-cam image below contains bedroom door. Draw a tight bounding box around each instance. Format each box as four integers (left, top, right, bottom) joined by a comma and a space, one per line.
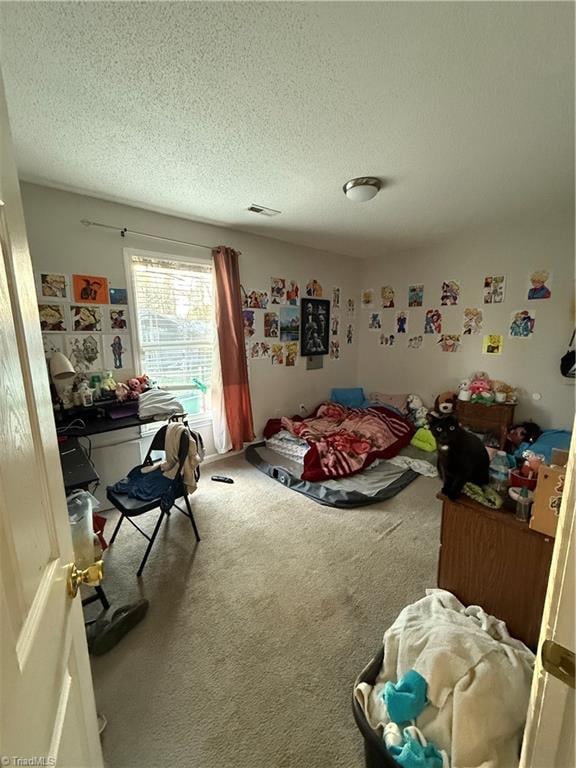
520, 419, 575, 767
0, 71, 103, 766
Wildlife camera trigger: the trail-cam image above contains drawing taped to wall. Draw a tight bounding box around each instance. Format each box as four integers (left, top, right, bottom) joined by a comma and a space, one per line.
243, 309, 256, 337
368, 312, 382, 330
381, 286, 395, 308
346, 324, 354, 344
109, 287, 128, 305
509, 310, 535, 338
331, 316, 340, 336
241, 286, 269, 309
482, 334, 504, 355
71, 305, 102, 332
110, 308, 128, 330
396, 311, 407, 334
271, 343, 284, 365
40, 273, 67, 298
305, 279, 323, 297
72, 274, 108, 304
264, 312, 279, 338
287, 280, 299, 305
440, 280, 460, 306
437, 334, 461, 352
250, 339, 262, 359
271, 277, 287, 304
462, 308, 483, 335
285, 341, 298, 367
38, 303, 66, 331
408, 284, 424, 307
408, 336, 423, 349
379, 334, 396, 347
329, 340, 340, 360
259, 341, 271, 359
332, 287, 341, 309
483, 275, 506, 304
42, 334, 64, 357
301, 298, 330, 356
424, 309, 442, 334
104, 334, 132, 371
347, 298, 355, 314
66, 334, 102, 373
279, 306, 300, 341
527, 270, 552, 300
361, 289, 374, 309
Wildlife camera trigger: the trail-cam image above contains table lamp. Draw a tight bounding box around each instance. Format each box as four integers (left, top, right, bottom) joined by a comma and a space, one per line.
50, 351, 75, 382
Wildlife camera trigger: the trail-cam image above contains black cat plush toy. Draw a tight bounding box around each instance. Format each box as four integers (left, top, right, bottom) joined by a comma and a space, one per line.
428, 413, 490, 500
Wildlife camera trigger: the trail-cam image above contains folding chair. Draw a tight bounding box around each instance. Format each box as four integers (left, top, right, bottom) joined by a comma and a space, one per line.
106, 425, 201, 577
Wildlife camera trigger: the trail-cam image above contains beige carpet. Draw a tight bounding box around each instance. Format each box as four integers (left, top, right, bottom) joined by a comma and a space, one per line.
91, 455, 441, 768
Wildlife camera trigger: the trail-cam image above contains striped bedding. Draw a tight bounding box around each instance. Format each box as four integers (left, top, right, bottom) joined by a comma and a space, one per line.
281, 403, 415, 482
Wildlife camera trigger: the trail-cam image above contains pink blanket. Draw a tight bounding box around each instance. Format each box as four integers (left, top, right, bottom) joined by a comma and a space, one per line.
281, 403, 415, 482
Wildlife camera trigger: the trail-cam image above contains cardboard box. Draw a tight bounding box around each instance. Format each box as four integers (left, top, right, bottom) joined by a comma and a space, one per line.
530, 465, 565, 538
551, 448, 569, 467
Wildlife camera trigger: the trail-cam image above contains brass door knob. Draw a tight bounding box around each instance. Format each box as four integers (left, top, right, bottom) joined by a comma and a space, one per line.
67, 560, 104, 598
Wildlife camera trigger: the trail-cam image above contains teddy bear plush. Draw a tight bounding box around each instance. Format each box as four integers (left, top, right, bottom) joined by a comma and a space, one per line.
407, 394, 429, 428
434, 391, 457, 414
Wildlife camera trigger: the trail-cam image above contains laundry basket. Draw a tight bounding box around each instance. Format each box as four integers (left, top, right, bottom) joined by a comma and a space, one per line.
352, 646, 400, 768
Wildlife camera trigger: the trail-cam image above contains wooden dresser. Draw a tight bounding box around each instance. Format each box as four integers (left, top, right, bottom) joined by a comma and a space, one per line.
455, 400, 516, 449
437, 494, 554, 649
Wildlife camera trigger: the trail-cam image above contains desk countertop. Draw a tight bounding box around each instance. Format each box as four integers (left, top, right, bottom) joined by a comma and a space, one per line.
59, 437, 100, 492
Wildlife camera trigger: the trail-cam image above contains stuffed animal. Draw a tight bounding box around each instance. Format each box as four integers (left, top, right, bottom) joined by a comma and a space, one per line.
407, 394, 429, 428
115, 382, 130, 402
127, 377, 146, 400
434, 391, 457, 414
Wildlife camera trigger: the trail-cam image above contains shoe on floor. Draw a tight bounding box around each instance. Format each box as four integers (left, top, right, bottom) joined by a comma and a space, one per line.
88, 599, 149, 656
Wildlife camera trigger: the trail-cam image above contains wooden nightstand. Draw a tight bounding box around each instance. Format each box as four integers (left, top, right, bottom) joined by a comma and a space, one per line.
455, 400, 516, 449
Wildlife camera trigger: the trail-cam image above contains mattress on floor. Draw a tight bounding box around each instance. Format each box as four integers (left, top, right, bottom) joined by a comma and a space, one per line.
246, 441, 429, 508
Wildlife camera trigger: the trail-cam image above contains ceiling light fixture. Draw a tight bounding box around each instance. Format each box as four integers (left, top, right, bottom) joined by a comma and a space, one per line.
342, 177, 382, 203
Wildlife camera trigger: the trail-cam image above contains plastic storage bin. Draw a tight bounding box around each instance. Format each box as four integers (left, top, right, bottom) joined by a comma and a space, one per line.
352, 647, 400, 768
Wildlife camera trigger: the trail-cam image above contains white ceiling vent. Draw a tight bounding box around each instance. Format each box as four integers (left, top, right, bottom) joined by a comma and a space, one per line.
247, 204, 281, 217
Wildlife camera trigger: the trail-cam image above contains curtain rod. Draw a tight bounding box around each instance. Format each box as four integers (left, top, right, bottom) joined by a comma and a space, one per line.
80, 219, 216, 251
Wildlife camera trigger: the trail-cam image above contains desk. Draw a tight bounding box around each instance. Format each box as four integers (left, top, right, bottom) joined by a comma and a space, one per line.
58, 412, 158, 438
59, 437, 99, 492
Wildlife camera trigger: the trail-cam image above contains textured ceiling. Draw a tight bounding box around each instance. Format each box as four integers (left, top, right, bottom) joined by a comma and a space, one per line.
1, 2, 573, 257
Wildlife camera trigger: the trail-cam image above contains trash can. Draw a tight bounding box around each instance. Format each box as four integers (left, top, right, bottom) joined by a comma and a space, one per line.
352, 646, 400, 768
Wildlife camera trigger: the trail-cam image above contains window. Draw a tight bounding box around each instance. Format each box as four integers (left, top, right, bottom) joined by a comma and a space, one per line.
127, 250, 214, 421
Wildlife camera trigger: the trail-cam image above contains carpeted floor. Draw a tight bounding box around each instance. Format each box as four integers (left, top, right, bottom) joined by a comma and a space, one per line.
91, 455, 441, 768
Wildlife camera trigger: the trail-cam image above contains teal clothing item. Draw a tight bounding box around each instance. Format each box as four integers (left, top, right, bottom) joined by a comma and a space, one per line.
383, 669, 428, 723
389, 734, 444, 768
514, 430, 571, 465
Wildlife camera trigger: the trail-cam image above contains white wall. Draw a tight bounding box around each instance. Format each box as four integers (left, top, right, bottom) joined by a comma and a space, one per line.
21, 182, 361, 443
357, 216, 575, 429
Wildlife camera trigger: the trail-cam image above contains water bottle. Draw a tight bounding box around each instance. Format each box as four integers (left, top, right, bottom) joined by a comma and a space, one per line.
66, 490, 99, 568
489, 450, 509, 494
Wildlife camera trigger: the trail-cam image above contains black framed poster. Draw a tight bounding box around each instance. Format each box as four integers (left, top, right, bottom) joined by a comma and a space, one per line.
301, 298, 330, 356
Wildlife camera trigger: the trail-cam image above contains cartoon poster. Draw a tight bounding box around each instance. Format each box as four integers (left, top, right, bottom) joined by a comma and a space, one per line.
71, 305, 102, 332
243, 309, 256, 338
408, 336, 423, 349
42, 334, 64, 357
66, 334, 102, 373
271, 343, 284, 365
424, 309, 442, 334
249, 339, 262, 359
264, 312, 279, 338
259, 340, 271, 359
528, 270, 552, 300
368, 312, 382, 330
509, 310, 535, 338
109, 287, 128, 305
381, 286, 395, 308
396, 311, 408, 334
332, 287, 341, 309
482, 334, 504, 355
408, 284, 424, 307
301, 298, 330, 356
38, 304, 66, 331
72, 274, 109, 304
361, 289, 374, 309
331, 316, 340, 336
241, 286, 269, 309
40, 273, 67, 298
104, 334, 132, 371
437, 334, 461, 352
110, 307, 128, 331
279, 306, 300, 341
271, 277, 287, 304
462, 308, 483, 335
286, 280, 299, 306
347, 298, 356, 314
285, 341, 299, 367
305, 279, 323, 297
329, 340, 340, 360
440, 280, 460, 306
379, 333, 396, 347
346, 324, 354, 344
483, 275, 506, 304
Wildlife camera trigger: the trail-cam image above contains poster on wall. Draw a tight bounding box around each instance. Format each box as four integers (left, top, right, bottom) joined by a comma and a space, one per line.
424, 309, 442, 334
109, 307, 128, 331
462, 308, 483, 335
527, 270, 552, 300
249, 339, 262, 359
483, 275, 506, 304
408, 336, 423, 349
332, 287, 341, 309
368, 312, 382, 330
379, 333, 396, 347
408, 284, 424, 307
271, 277, 287, 304
271, 343, 284, 365
346, 323, 354, 344
40, 273, 67, 298
305, 279, 323, 297
395, 311, 407, 334
66, 334, 102, 373
279, 306, 300, 341
38, 303, 67, 331
109, 287, 128, 305
329, 340, 340, 360
104, 334, 132, 371
301, 298, 330, 356
347, 298, 356, 314
264, 312, 279, 338
71, 305, 102, 332
287, 280, 299, 305
259, 341, 271, 359
331, 316, 340, 336
482, 334, 504, 355
437, 334, 461, 352
440, 280, 460, 306
72, 274, 109, 304
361, 289, 374, 309
242, 309, 256, 337
509, 310, 535, 338
285, 341, 298, 367
241, 286, 269, 309
381, 286, 395, 308
42, 334, 64, 357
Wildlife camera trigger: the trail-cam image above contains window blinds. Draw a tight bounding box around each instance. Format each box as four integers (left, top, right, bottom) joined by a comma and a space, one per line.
130, 254, 214, 403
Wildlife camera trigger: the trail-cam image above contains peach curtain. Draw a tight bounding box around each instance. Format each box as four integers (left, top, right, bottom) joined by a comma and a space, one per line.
212, 246, 255, 451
